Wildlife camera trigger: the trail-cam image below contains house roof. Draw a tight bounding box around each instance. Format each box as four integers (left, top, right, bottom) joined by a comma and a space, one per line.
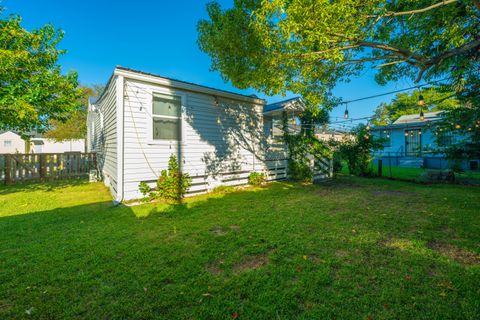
92, 66, 266, 106
263, 97, 306, 115
372, 111, 444, 130
0, 130, 42, 138
393, 111, 444, 124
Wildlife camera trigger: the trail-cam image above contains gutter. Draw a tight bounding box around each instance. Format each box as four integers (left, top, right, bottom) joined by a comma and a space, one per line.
113, 75, 125, 205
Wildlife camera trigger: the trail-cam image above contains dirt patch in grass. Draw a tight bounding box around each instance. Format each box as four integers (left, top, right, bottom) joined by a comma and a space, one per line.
210, 226, 228, 235
335, 250, 349, 258
206, 260, 224, 275
233, 252, 270, 273
229, 225, 241, 232
427, 241, 480, 265
440, 225, 458, 238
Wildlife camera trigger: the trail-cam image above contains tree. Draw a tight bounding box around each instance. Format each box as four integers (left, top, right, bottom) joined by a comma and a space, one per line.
435, 106, 480, 169
371, 87, 459, 125
44, 85, 104, 141
0, 9, 79, 133
198, 1, 479, 106
339, 124, 384, 176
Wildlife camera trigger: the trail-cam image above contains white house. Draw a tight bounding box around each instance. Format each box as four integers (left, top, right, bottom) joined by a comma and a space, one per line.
371, 111, 479, 170
0, 131, 26, 154
0, 131, 85, 154
87, 67, 289, 202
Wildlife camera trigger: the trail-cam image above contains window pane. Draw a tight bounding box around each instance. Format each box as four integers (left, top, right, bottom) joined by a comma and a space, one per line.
153, 93, 181, 117
153, 118, 180, 140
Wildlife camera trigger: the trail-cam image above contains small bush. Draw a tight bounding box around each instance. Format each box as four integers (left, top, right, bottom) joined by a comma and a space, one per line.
248, 172, 266, 186
138, 181, 156, 202
157, 155, 192, 200
332, 152, 343, 174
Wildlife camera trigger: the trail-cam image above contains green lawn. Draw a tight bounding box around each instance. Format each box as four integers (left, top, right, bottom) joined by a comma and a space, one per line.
341, 163, 480, 183
1, 178, 479, 319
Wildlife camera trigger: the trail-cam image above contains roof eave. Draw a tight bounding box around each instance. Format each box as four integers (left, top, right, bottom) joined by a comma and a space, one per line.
114, 67, 266, 105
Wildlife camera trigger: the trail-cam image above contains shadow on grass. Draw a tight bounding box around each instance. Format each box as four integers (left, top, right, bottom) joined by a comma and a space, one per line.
0, 178, 479, 319
0, 177, 90, 195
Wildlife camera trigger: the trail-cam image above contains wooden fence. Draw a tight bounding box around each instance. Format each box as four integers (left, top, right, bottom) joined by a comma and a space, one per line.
0, 153, 97, 184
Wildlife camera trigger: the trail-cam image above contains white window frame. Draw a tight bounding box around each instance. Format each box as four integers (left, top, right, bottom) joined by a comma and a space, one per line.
147, 89, 186, 145
4, 140, 12, 147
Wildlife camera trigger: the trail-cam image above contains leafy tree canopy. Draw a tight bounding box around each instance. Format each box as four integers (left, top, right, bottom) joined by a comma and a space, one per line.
198, 0, 479, 106
0, 8, 80, 134
371, 87, 459, 125
44, 85, 104, 141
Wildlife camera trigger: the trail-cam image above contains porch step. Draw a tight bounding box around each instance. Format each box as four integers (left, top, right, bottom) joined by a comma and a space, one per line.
398, 157, 423, 168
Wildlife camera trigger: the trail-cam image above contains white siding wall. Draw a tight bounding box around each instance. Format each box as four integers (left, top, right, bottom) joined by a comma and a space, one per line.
31, 139, 85, 153
122, 78, 266, 200
87, 77, 119, 199
0, 131, 25, 154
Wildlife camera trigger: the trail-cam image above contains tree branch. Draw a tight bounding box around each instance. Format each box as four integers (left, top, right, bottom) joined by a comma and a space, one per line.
415, 37, 480, 82
368, 0, 458, 19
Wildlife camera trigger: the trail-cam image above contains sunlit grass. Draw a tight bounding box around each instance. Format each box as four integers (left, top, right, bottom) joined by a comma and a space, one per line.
0, 177, 479, 319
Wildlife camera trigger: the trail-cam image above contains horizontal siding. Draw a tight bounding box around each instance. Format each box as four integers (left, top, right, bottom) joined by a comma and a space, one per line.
122, 78, 268, 200
87, 77, 118, 199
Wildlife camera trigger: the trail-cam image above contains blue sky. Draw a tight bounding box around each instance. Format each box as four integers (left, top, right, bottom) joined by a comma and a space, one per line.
3, 0, 419, 125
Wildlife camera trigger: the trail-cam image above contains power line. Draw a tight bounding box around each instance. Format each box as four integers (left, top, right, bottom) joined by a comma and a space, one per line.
336, 77, 451, 105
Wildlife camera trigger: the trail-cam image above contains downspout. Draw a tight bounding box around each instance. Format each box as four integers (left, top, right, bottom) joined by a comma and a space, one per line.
114, 75, 125, 205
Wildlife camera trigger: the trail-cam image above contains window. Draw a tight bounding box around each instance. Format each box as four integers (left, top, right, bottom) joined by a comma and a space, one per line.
3, 140, 12, 147
437, 131, 454, 147
152, 93, 182, 140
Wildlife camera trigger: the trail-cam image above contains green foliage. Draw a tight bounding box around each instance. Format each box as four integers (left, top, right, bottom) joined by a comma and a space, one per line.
44, 85, 104, 141
371, 87, 459, 125
211, 185, 235, 194
332, 152, 343, 174
138, 181, 156, 202
198, 1, 478, 108
0, 11, 80, 133
433, 107, 480, 169
248, 172, 266, 186
285, 133, 332, 182
156, 155, 192, 200
339, 124, 384, 177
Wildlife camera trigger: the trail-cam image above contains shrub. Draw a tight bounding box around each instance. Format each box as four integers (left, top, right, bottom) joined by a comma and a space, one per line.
285, 134, 332, 182
248, 172, 266, 186
339, 124, 384, 177
138, 181, 156, 202
332, 152, 343, 174
157, 155, 192, 200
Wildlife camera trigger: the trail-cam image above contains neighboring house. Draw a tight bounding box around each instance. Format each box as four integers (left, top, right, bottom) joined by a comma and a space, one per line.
371, 111, 479, 169
0, 131, 85, 154
316, 129, 347, 142
263, 97, 306, 143
0, 131, 27, 153
87, 67, 330, 202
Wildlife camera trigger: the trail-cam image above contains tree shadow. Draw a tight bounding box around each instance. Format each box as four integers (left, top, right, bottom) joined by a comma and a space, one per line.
0, 178, 90, 195
183, 98, 270, 179
0, 179, 479, 318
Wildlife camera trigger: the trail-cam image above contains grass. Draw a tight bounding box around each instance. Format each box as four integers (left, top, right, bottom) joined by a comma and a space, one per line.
341, 163, 480, 183
0, 178, 479, 319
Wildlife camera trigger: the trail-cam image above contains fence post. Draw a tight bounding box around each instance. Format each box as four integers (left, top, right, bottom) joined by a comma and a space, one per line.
5, 154, 11, 185
388, 152, 392, 178
378, 159, 383, 177
39, 154, 46, 181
